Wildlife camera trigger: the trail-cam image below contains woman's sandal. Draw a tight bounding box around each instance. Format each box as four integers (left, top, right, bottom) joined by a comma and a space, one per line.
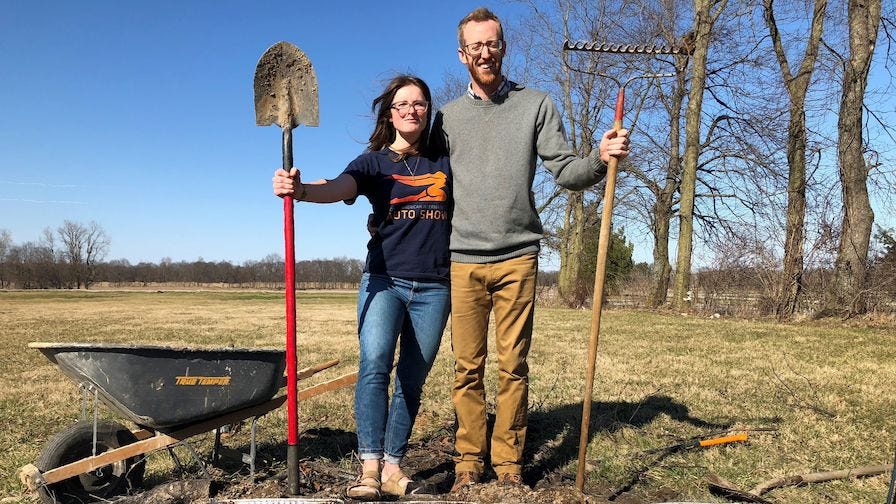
380, 470, 423, 496
345, 469, 381, 500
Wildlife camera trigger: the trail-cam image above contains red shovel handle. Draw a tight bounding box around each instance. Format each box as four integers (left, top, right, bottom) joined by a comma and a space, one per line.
282, 127, 299, 495
285, 195, 297, 444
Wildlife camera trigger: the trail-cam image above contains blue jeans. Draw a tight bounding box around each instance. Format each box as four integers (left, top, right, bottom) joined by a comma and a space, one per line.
355, 273, 450, 464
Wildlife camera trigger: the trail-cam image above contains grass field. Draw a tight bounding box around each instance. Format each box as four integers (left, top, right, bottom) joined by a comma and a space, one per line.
1, 289, 894, 503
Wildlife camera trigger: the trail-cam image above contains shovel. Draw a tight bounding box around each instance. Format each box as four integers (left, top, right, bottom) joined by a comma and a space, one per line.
254, 41, 319, 496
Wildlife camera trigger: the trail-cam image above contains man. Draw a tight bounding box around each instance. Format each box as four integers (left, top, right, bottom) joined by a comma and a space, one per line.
431, 7, 631, 492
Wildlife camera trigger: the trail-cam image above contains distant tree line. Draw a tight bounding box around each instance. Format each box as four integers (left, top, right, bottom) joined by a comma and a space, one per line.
96, 254, 365, 289
0, 221, 109, 289
2, 221, 893, 316
0, 220, 633, 292
0, 222, 364, 290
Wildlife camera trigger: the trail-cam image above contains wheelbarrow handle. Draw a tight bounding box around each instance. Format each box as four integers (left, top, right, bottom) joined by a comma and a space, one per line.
278, 359, 341, 389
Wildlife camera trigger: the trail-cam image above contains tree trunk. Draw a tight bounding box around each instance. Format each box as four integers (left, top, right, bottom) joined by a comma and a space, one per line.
828, 0, 881, 315
777, 104, 808, 318
673, 0, 725, 310
649, 52, 688, 308
559, 191, 586, 305
557, 17, 596, 308
765, 0, 827, 320
649, 196, 673, 307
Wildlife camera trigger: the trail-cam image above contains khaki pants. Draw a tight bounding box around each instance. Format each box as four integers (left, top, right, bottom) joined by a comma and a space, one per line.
450, 253, 537, 475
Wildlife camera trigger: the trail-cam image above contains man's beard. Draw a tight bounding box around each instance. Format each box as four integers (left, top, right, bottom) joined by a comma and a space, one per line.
467, 58, 501, 88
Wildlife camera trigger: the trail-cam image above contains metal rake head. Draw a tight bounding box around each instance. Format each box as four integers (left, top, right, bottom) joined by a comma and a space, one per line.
564, 40, 692, 55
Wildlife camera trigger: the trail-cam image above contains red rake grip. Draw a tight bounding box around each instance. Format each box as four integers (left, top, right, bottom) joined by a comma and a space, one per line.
614, 88, 625, 124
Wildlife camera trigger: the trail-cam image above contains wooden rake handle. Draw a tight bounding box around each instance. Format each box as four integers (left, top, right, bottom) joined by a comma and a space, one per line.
576, 87, 625, 491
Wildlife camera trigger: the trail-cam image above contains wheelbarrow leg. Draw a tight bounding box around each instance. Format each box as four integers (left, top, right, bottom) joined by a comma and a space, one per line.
168, 441, 210, 480
182, 442, 210, 479
167, 446, 185, 474
213, 427, 222, 465
77, 383, 100, 455
245, 416, 259, 479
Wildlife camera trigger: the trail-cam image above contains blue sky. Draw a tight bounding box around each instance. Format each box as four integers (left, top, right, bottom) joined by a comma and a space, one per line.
2, 2, 893, 270
0, 1, 528, 265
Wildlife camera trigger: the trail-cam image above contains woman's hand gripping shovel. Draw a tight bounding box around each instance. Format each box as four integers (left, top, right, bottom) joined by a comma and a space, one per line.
254, 41, 319, 496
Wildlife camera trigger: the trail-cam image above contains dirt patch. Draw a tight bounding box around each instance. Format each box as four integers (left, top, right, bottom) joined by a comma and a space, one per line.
125, 428, 684, 504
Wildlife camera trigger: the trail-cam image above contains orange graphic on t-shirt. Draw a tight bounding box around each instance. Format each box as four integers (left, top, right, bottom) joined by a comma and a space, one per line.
389, 171, 448, 204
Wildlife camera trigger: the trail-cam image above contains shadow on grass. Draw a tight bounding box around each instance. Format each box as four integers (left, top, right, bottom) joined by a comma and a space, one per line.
523, 394, 731, 486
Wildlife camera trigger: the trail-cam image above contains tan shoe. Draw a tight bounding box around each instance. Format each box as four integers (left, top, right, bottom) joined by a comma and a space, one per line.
380, 470, 423, 496
450, 471, 481, 493
345, 469, 381, 500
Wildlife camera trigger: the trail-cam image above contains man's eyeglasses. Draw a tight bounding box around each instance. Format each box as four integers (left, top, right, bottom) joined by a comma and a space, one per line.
461, 39, 504, 55
390, 101, 429, 115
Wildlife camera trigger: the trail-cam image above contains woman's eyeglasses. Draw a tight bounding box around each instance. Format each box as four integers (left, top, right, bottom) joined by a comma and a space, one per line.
390, 101, 429, 116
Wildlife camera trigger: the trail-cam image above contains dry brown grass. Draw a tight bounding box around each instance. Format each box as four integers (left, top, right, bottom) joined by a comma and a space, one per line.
1, 290, 894, 503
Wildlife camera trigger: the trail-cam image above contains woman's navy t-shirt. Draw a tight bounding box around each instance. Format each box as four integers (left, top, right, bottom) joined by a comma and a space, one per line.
342, 149, 451, 281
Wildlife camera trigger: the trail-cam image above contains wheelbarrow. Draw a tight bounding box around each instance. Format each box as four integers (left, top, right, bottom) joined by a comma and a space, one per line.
19, 342, 357, 504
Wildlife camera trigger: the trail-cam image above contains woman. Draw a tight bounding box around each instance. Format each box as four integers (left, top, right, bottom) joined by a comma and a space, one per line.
272, 75, 449, 499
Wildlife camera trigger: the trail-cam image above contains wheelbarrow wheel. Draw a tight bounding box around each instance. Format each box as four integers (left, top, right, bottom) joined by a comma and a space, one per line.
35, 419, 145, 504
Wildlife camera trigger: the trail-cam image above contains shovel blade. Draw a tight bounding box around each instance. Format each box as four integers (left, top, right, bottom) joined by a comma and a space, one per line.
254, 41, 319, 129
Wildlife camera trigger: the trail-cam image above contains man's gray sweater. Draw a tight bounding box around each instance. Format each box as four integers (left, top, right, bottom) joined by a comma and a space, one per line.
433, 82, 607, 263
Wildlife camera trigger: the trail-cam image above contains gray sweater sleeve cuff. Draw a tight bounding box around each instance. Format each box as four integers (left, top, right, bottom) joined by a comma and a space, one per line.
591, 152, 608, 180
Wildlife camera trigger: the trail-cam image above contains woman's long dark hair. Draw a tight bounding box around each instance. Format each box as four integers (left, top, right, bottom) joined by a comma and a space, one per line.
368, 75, 433, 160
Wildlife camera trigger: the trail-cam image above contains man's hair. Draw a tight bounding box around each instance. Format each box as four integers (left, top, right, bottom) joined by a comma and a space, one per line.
457, 7, 503, 47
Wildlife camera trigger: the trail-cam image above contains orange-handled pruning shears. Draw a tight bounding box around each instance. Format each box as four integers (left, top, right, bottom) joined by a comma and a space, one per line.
643, 432, 750, 455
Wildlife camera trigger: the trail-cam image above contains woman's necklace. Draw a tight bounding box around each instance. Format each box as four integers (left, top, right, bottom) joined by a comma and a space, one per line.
402, 155, 420, 177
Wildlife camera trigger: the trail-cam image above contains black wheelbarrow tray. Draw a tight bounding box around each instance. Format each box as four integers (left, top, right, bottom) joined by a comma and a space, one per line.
19, 342, 357, 503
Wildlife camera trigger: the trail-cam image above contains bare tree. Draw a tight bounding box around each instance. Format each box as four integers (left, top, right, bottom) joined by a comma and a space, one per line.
39, 226, 66, 288
0, 229, 11, 288
646, 48, 689, 308
512, 0, 693, 306
764, 0, 828, 319
619, 0, 693, 308
8, 241, 56, 289
57, 221, 84, 287
432, 71, 468, 112
825, 0, 883, 315
57, 220, 110, 289
507, 0, 617, 306
673, 0, 730, 310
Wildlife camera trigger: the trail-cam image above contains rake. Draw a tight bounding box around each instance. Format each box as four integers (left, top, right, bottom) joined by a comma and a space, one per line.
563, 38, 687, 493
